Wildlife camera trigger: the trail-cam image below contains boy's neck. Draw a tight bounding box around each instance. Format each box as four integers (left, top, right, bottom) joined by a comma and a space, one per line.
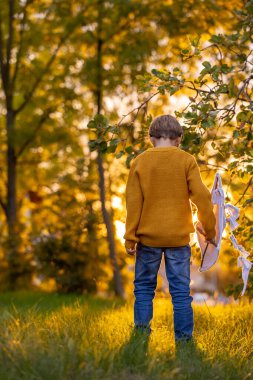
153, 143, 178, 148
153, 141, 180, 148
151, 137, 181, 148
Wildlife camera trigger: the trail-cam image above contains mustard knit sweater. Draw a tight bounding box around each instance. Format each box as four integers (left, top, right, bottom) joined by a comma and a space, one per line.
123, 146, 216, 249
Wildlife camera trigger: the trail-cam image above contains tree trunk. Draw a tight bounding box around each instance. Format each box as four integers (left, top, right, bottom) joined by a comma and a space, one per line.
94, 2, 125, 297
5, 105, 20, 289
96, 151, 125, 297
6, 108, 17, 239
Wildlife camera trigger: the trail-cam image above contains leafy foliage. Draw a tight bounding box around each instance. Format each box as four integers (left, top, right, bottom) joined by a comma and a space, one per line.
31, 232, 97, 294
0, 0, 251, 297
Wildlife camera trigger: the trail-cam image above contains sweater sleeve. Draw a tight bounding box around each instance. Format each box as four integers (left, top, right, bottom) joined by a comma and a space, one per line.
186, 156, 216, 240
123, 159, 144, 249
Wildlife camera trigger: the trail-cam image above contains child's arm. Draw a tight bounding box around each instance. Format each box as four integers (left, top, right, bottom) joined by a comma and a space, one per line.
123, 158, 144, 250
186, 156, 216, 240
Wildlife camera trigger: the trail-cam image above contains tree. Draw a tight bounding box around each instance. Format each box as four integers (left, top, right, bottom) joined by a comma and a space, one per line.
0, 0, 91, 286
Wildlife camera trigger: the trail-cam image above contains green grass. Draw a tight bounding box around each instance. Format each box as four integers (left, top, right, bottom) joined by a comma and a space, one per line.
0, 291, 252, 380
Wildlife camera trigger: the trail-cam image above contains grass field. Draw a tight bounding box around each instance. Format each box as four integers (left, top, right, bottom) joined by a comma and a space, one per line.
0, 292, 252, 380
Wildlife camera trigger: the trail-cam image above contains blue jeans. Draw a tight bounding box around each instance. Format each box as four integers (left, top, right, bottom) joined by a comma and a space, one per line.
134, 242, 193, 341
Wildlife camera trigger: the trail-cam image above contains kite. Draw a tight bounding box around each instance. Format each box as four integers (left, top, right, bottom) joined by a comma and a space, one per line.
195, 172, 252, 296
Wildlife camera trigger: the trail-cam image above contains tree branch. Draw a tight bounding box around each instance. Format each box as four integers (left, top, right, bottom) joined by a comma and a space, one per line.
16, 108, 52, 158
14, 35, 68, 114
234, 177, 253, 206
14, 4, 89, 115
0, 196, 7, 216
117, 91, 159, 127
198, 160, 228, 171
11, 0, 32, 91
0, 13, 7, 95
6, 0, 14, 75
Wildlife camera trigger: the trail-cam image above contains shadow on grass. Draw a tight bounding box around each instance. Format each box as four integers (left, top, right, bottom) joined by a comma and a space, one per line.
113, 328, 151, 373
112, 331, 247, 380
174, 337, 246, 380
111, 331, 205, 379
175, 338, 206, 372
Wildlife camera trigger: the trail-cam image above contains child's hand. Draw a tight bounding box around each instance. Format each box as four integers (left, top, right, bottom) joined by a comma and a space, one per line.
205, 238, 217, 247
196, 225, 206, 236
196, 225, 217, 247
126, 247, 136, 256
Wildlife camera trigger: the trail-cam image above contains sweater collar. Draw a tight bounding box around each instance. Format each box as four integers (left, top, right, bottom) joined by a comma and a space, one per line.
147, 146, 179, 151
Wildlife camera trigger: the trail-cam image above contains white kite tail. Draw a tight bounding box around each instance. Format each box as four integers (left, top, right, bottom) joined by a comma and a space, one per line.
224, 203, 252, 296
211, 173, 226, 250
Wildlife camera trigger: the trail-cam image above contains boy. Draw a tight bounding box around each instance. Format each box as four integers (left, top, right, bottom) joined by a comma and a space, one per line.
123, 114, 216, 342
